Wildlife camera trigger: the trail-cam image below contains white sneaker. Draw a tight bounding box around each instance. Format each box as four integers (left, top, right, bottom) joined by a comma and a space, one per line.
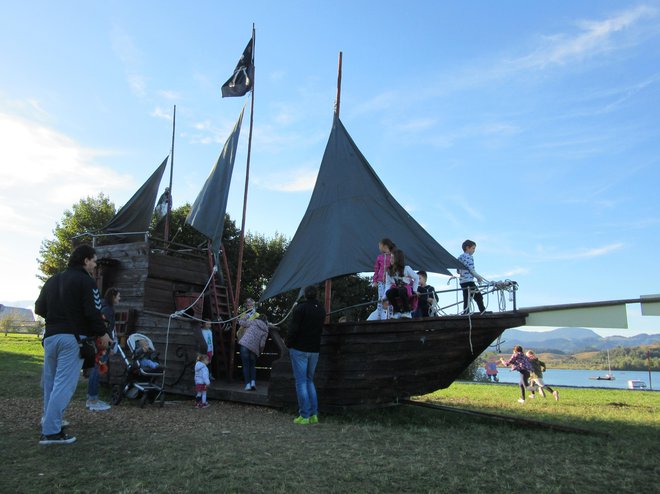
87, 400, 111, 411
400, 312, 412, 319
517, 398, 525, 404
244, 383, 251, 391
392, 313, 401, 319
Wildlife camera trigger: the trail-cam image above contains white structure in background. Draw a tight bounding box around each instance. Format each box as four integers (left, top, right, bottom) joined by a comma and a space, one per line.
627, 380, 648, 390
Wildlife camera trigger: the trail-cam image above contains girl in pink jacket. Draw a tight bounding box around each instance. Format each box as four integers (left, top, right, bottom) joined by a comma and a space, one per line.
372, 238, 396, 319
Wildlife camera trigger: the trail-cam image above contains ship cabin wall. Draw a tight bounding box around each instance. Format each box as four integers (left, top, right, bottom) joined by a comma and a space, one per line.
94, 241, 213, 395
94, 240, 283, 398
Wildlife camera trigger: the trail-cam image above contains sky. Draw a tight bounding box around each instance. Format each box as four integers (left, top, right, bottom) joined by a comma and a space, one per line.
1, 1, 659, 337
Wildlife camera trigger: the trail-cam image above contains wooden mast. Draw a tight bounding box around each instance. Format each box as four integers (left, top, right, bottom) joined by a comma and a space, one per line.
228, 25, 256, 379
163, 104, 176, 242
233, 24, 256, 311
325, 51, 342, 321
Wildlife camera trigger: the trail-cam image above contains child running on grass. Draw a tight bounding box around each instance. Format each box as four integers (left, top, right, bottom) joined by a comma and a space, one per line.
500, 345, 533, 403
194, 354, 210, 408
526, 350, 559, 401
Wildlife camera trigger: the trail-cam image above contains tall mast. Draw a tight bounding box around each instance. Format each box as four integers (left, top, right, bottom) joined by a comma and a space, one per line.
164, 104, 176, 241
325, 51, 342, 320
233, 25, 256, 311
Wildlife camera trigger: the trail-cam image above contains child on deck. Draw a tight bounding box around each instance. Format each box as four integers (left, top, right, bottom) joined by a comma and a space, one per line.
385, 249, 419, 319
457, 239, 487, 314
414, 271, 438, 318
373, 238, 395, 319
194, 354, 211, 408
526, 350, 559, 401
500, 345, 533, 403
367, 299, 390, 320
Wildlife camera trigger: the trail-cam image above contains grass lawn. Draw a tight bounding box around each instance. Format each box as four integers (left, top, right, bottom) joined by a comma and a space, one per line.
0, 334, 658, 493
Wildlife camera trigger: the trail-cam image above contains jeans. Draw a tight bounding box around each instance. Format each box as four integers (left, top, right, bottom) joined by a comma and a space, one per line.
519, 370, 530, 400
460, 282, 486, 312
42, 334, 83, 435
386, 287, 411, 313
240, 345, 257, 384
289, 348, 319, 418
87, 365, 100, 400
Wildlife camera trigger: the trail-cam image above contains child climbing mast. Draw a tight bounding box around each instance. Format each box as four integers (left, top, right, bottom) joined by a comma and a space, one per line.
373, 238, 396, 319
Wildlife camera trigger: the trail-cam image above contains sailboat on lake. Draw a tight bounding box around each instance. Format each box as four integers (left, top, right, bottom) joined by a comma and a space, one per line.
590, 348, 615, 381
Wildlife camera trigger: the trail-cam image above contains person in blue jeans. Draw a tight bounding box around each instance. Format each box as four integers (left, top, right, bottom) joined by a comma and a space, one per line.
86, 287, 120, 411
35, 245, 110, 445
285, 285, 326, 425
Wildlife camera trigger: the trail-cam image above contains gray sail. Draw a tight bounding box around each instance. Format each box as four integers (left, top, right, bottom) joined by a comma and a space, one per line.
102, 157, 168, 239
261, 117, 462, 301
186, 108, 245, 259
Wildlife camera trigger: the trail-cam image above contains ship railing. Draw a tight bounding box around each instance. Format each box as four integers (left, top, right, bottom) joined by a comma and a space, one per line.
328, 279, 519, 320
86, 231, 213, 262
148, 235, 210, 261
76, 231, 150, 246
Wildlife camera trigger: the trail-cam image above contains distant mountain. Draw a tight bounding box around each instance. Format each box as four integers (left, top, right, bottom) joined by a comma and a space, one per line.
499, 327, 660, 354
0, 304, 34, 322
0, 300, 34, 310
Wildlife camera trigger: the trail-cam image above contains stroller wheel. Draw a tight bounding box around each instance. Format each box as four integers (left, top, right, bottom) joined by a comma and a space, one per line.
140, 393, 149, 408
159, 392, 165, 408
111, 385, 123, 406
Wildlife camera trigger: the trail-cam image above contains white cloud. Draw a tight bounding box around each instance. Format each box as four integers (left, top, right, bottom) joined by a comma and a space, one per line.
427, 121, 521, 149
511, 5, 659, 70
487, 267, 530, 279
254, 167, 318, 192
0, 109, 133, 300
111, 24, 147, 97
158, 90, 180, 100
151, 106, 173, 121
534, 242, 624, 261
350, 91, 398, 117
395, 118, 437, 133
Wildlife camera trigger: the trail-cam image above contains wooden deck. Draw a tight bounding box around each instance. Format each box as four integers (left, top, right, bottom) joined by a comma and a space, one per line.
207, 379, 270, 407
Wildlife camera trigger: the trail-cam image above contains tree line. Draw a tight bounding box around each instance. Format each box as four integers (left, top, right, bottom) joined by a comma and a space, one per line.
539, 344, 660, 371
37, 194, 375, 322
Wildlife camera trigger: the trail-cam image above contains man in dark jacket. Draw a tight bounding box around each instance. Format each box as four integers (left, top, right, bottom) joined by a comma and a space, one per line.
286, 285, 326, 425
35, 244, 110, 445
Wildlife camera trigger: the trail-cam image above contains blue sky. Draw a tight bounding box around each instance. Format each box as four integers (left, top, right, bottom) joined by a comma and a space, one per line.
1, 1, 659, 336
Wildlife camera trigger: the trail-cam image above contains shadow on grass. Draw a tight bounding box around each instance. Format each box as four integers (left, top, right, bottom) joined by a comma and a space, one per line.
327, 391, 659, 445
0, 349, 43, 399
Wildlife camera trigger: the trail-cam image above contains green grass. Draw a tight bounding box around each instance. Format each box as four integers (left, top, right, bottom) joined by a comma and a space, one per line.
0, 336, 658, 493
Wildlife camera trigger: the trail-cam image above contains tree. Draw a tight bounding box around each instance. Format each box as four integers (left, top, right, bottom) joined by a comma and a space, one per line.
321, 275, 375, 323
1, 313, 17, 336
37, 193, 116, 282
150, 203, 214, 249
458, 353, 490, 382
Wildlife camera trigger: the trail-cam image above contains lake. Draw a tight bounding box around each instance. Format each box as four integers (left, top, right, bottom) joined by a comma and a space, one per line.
488, 367, 658, 390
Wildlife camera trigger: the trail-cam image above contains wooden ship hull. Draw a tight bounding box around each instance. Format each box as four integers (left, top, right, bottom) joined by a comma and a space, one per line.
269, 312, 527, 411
93, 240, 527, 411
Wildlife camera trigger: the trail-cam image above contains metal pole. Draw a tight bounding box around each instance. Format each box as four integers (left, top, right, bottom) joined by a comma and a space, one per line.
234, 25, 255, 311
325, 51, 342, 322
164, 105, 176, 242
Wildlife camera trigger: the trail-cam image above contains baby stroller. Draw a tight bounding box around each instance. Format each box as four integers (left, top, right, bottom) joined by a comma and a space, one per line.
111, 333, 166, 408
